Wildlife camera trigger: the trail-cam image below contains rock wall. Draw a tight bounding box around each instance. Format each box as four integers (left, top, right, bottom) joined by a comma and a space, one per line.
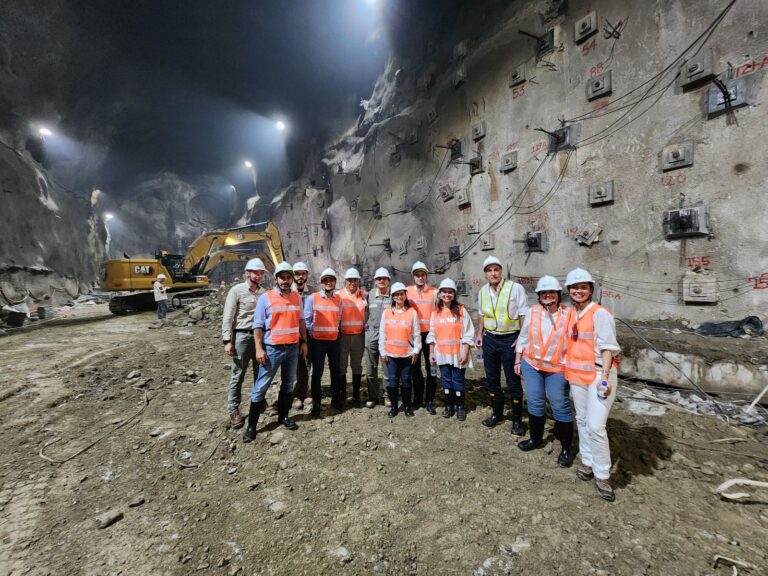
271, 0, 768, 323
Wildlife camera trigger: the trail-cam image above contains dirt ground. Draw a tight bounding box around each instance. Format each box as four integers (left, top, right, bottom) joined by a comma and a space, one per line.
1, 305, 767, 576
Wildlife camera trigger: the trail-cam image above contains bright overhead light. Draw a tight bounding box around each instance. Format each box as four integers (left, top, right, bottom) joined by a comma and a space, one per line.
104, 213, 114, 221
38, 127, 53, 137
244, 160, 253, 168
275, 120, 286, 132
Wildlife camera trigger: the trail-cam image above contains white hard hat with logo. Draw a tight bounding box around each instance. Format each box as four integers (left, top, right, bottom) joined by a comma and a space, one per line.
438, 278, 457, 292
411, 261, 429, 274
390, 282, 407, 294
374, 267, 391, 279
320, 268, 337, 280
535, 275, 562, 292
245, 258, 266, 272
345, 267, 361, 280
157, 274, 167, 280
564, 268, 594, 287
292, 261, 309, 273
483, 256, 502, 271
274, 262, 295, 277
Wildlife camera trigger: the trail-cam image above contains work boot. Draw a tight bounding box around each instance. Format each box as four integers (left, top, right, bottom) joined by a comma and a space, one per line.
482, 394, 504, 427
403, 397, 415, 417
242, 401, 260, 443
352, 374, 362, 406
387, 387, 399, 418
510, 399, 526, 436
455, 392, 466, 422
556, 421, 575, 468
517, 414, 545, 451
442, 390, 454, 419
277, 391, 298, 430
425, 380, 437, 415
229, 408, 244, 430
331, 378, 346, 411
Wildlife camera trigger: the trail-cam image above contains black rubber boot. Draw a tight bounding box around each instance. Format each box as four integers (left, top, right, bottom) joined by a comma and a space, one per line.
455, 392, 466, 421
510, 399, 526, 436
332, 378, 346, 411
556, 421, 575, 467
277, 391, 298, 430
352, 374, 362, 406
387, 387, 399, 418
441, 390, 453, 418
518, 414, 545, 451
402, 389, 415, 417
425, 380, 437, 415
482, 394, 505, 427
242, 401, 260, 442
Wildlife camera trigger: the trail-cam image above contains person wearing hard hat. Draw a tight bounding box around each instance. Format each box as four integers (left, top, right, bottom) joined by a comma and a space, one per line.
426, 278, 475, 421
563, 268, 621, 502
304, 267, 343, 417
379, 282, 421, 417
291, 262, 312, 410
337, 267, 367, 409
221, 258, 266, 429
245, 262, 309, 442
406, 261, 438, 414
153, 274, 168, 320
364, 267, 392, 408
514, 276, 574, 466
476, 255, 529, 434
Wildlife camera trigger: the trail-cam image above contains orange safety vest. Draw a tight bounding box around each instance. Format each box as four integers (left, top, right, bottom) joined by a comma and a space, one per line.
407, 285, 436, 333
311, 292, 341, 340
339, 288, 366, 335
266, 290, 302, 345
432, 306, 464, 355
523, 304, 567, 374
383, 307, 417, 356
564, 303, 616, 385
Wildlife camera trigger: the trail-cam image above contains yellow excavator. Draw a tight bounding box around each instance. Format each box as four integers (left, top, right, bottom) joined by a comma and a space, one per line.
100, 221, 284, 315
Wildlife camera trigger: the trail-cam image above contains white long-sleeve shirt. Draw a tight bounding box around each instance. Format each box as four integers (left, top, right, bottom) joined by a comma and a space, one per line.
426, 307, 475, 368
515, 304, 568, 355
378, 307, 422, 358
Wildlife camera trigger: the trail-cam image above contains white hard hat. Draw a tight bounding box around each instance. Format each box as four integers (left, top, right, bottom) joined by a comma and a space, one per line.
344, 267, 361, 280
320, 267, 337, 280
292, 261, 309, 273
390, 282, 407, 294
411, 261, 429, 274
245, 258, 266, 272
274, 262, 295, 277
157, 274, 167, 280
483, 256, 502, 271
374, 267, 391, 279
438, 278, 457, 292
535, 275, 562, 292
564, 268, 594, 287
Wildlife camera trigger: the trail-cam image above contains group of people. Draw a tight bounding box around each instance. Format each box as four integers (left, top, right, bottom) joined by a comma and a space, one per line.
217, 255, 621, 502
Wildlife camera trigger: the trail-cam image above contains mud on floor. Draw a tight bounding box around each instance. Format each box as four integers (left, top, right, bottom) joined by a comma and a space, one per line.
0, 306, 767, 576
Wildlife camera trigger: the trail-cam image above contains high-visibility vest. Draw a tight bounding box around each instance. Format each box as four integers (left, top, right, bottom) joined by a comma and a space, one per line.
523, 304, 567, 374
407, 285, 436, 332
432, 306, 464, 355
266, 290, 302, 345
383, 307, 417, 356
310, 292, 341, 340
339, 288, 366, 335
479, 280, 520, 333
564, 303, 617, 385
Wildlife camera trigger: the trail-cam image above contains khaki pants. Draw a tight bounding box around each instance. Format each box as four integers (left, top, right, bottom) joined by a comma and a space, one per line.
339, 332, 365, 378
364, 338, 388, 402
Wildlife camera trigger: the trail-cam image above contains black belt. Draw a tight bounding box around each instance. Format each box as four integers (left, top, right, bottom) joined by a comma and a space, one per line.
484, 331, 520, 338
234, 329, 254, 333
268, 343, 298, 348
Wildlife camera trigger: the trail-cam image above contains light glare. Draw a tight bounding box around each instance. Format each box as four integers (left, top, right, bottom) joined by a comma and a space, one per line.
275, 120, 286, 132
104, 213, 114, 221
244, 160, 253, 168
39, 127, 53, 137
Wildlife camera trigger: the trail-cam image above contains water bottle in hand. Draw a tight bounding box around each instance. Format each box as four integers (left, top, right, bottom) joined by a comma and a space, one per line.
430, 357, 437, 377
598, 378, 610, 399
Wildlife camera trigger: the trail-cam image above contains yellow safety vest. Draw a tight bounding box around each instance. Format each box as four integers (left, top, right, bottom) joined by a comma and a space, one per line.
480, 280, 520, 333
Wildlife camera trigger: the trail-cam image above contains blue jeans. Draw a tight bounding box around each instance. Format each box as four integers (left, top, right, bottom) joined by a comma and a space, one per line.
156, 300, 167, 320
521, 358, 572, 422
439, 365, 466, 392
386, 357, 411, 390
250, 343, 299, 403
482, 331, 522, 400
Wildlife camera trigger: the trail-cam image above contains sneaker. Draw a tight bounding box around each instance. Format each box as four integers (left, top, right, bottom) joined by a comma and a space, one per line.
384, 397, 392, 407
576, 465, 594, 481
595, 478, 615, 502
365, 400, 376, 409
229, 409, 244, 429
291, 398, 304, 410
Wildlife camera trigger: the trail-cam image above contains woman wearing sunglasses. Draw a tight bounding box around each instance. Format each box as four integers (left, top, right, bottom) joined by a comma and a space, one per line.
563, 268, 621, 502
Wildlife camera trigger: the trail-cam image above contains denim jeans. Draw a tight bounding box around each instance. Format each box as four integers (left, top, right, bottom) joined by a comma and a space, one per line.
439, 364, 466, 392
520, 358, 572, 422
309, 337, 341, 405
250, 343, 299, 403
227, 331, 256, 412
156, 300, 167, 320
386, 356, 412, 390
482, 331, 522, 399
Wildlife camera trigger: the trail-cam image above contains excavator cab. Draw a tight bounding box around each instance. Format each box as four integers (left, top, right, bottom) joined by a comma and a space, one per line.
155, 251, 195, 282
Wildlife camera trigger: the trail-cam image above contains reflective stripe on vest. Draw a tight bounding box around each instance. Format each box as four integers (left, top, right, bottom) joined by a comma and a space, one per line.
383, 308, 416, 356
339, 289, 366, 335
564, 303, 611, 385
266, 290, 301, 345
524, 304, 567, 374
432, 306, 464, 356
406, 285, 436, 332
480, 281, 520, 333
311, 292, 341, 340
